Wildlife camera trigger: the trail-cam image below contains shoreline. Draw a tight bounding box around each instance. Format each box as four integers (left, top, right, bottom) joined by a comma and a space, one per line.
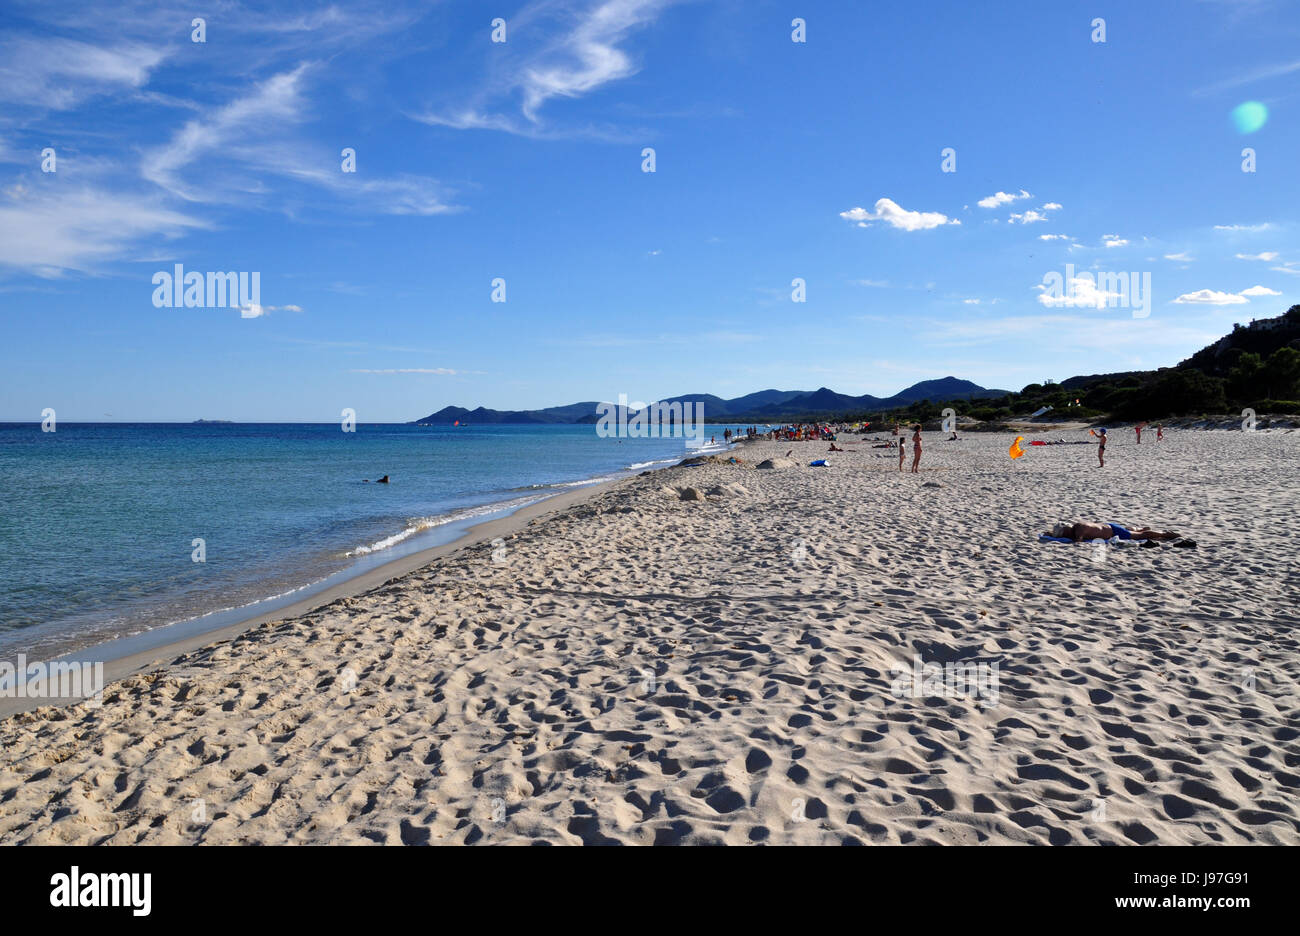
1, 434, 723, 699
0, 474, 624, 721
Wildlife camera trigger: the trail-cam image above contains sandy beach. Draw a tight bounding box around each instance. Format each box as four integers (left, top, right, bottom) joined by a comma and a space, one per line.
1, 429, 1297, 845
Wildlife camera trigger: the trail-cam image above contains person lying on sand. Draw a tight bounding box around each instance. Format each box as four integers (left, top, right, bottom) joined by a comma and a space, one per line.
1049, 521, 1179, 542
828, 443, 843, 452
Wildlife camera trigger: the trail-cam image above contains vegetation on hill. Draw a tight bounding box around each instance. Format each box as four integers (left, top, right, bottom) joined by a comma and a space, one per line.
853, 306, 1300, 427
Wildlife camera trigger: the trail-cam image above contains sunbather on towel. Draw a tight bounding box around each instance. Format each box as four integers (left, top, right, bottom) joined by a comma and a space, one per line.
1048, 521, 1179, 542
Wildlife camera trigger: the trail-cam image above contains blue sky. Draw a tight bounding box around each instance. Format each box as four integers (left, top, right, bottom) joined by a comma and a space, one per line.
1, 0, 1297, 421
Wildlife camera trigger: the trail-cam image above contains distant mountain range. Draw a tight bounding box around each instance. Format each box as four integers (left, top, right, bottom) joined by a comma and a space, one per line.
413, 376, 1010, 424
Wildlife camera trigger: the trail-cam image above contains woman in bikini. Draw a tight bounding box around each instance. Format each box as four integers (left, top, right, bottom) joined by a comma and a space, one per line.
910, 425, 922, 473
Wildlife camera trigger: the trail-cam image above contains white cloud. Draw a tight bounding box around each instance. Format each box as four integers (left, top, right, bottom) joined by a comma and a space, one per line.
1235, 251, 1278, 261
839, 198, 959, 232
1172, 289, 1248, 305
1270, 264, 1300, 275
1009, 210, 1046, 224
0, 185, 205, 275
962, 298, 981, 305
0, 38, 166, 110
1194, 60, 1300, 96
1039, 233, 1069, 241
1164, 252, 1194, 261
417, 0, 671, 133
240, 303, 302, 318
142, 65, 313, 200
1240, 285, 1281, 296
855, 278, 889, 287
1041, 202, 1062, 211
142, 66, 455, 215
1215, 223, 1273, 232
1102, 235, 1128, 248
977, 189, 1031, 209
1036, 276, 1124, 309
521, 0, 668, 119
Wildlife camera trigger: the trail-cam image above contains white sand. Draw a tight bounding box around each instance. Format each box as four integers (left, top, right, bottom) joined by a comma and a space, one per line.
1, 429, 1297, 845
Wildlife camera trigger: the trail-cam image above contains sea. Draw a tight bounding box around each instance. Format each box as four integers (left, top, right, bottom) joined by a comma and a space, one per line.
0, 422, 744, 662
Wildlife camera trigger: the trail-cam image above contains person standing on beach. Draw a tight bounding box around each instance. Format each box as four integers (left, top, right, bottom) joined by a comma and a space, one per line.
911, 425, 922, 473
1157, 425, 1164, 442
898, 436, 905, 472
1097, 428, 1107, 468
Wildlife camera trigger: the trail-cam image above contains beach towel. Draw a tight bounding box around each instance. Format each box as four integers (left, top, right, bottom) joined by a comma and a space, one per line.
809, 459, 828, 467
1037, 534, 1129, 545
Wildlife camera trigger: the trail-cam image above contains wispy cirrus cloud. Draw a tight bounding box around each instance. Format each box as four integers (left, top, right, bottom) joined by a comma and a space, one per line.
0, 184, 205, 276
140, 64, 456, 215
142, 65, 314, 201
0, 3, 460, 276
1193, 58, 1300, 96
415, 0, 675, 136
1215, 222, 1273, 232
0, 37, 167, 111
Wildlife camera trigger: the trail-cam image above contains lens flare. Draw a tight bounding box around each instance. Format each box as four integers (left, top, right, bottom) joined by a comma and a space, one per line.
1231, 101, 1268, 134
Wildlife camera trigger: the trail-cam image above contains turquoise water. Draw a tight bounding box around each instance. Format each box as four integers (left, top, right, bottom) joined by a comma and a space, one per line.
0, 422, 735, 660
